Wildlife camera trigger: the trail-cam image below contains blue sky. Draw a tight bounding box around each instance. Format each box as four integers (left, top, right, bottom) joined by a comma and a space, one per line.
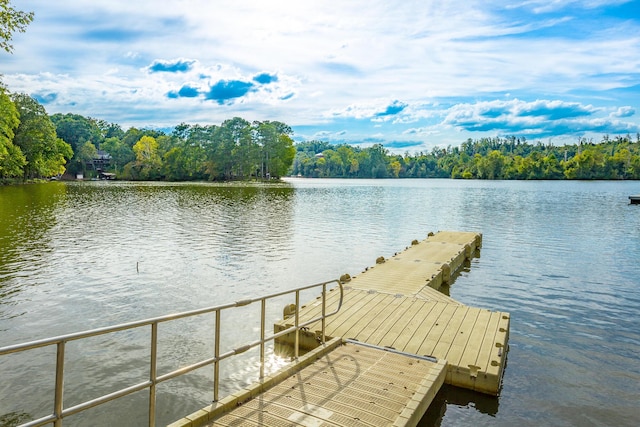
3, 0, 640, 152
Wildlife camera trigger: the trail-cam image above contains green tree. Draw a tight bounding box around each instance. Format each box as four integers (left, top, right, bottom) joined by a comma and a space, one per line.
0, 88, 25, 178
0, 141, 25, 179
222, 117, 254, 179
197, 124, 227, 180
367, 144, 388, 178
336, 145, 355, 177
485, 150, 505, 179
563, 148, 606, 179
94, 118, 125, 140
162, 129, 207, 181
254, 120, 295, 179
163, 146, 189, 181
51, 113, 102, 153
630, 154, 640, 179
269, 133, 296, 178
76, 141, 97, 175
291, 133, 640, 180
436, 153, 459, 178
349, 157, 360, 176
542, 153, 563, 179
121, 127, 164, 148
101, 136, 134, 173
322, 149, 342, 177
11, 93, 72, 179
1, 0, 33, 54
182, 128, 209, 180
504, 155, 524, 179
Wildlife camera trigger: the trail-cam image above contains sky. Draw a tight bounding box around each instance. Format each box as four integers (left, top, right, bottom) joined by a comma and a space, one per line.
3, 0, 640, 152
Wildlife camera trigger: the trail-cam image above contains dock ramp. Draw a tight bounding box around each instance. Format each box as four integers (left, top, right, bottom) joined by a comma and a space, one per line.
181, 338, 446, 427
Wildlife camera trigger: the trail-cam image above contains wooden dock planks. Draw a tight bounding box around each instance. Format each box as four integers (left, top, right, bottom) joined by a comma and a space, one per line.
274, 231, 510, 396
200, 340, 447, 427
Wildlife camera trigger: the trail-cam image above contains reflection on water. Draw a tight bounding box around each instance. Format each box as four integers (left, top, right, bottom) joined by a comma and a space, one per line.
1, 179, 639, 426
0, 181, 300, 426
421, 384, 501, 427
0, 183, 67, 323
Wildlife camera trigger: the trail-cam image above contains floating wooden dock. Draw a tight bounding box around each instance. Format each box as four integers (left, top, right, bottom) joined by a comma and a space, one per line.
172, 231, 510, 427
274, 231, 509, 396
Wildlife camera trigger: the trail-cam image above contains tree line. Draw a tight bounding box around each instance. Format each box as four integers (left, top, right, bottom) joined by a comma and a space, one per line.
3, 89, 640, 183
292, 135, 640, 180
51, 113, 296, 181
1, 91, 297, 183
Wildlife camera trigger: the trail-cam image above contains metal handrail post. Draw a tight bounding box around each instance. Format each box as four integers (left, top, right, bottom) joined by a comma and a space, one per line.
294, 290, 300, 360
321, 283, 326, 344
54, 341, 65, 427
149, 322, 158, 427
213, 309, 220, 402
259, 299, 266, 379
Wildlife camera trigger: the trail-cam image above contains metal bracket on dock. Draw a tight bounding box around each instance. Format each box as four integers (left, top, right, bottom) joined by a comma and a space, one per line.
344, 339, 438, 363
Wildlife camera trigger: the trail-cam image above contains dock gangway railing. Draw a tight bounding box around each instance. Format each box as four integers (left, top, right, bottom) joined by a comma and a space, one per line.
0, 279, 344, 427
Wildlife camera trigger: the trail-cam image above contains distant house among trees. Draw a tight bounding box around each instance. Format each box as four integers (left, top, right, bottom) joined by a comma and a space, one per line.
83, 150, 114, 179
93, 150, 112, 170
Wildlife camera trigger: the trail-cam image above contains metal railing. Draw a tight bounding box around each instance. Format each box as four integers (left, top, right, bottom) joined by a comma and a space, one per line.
0, 279, 344, 427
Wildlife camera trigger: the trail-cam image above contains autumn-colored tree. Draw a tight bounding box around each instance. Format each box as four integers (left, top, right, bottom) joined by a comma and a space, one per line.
133, 135, 160, 164
125, 135, 162, 180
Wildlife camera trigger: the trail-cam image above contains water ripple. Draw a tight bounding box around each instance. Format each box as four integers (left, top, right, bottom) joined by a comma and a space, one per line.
1, 179, 639, 426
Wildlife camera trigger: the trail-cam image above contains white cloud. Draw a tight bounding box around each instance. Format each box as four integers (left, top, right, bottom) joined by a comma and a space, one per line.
326, 103, 378, 120
403, 127, 441, 136
508, 0, 630, 14
3, 0, 639, 144
611, 106, 635, 118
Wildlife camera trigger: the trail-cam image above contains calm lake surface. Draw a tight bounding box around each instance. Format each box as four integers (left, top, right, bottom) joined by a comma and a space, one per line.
1, 178, 639, 426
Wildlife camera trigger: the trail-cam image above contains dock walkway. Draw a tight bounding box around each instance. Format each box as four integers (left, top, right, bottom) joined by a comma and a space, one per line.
188, 338, 446, 427
172, 231, 509, 427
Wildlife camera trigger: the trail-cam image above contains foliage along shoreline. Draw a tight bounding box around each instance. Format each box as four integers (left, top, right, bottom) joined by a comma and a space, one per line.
293, 135, 640, 180
2, 91, 640, 184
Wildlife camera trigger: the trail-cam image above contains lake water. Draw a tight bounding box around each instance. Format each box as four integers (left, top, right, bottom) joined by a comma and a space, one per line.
0, 178, 639, 426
